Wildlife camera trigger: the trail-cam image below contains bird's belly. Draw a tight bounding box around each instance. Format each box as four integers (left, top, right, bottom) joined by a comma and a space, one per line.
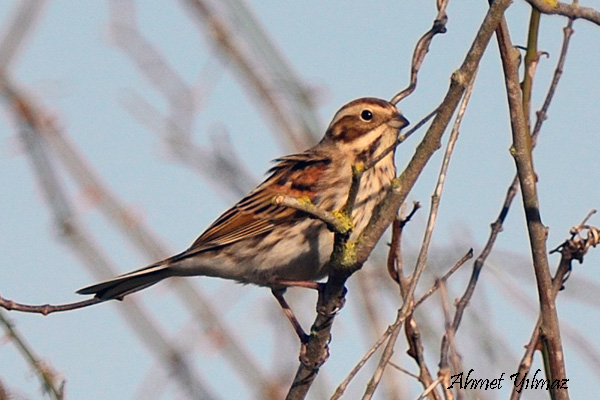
187, 219, 334, 286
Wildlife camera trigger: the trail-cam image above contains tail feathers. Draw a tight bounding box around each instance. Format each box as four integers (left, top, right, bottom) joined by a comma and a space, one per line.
77, 263, 171, 301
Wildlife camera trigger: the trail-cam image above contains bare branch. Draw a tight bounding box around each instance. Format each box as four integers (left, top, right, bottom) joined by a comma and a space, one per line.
330, 327, 394, 400
285, 162, 367, 399
405, 316, 442, 400
391, 0, 449, 104
273, 195, 352, 235
495, 12, 569, 399
531, 14, 576, 142
416, 377, 444, 400
414, 249, 474, 310
387, 202, 422, 284
0, 295, 101, 315
521, 7, 542, 131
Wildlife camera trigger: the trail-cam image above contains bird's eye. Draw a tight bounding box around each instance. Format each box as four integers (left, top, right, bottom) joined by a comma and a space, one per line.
360, 109, 373, 121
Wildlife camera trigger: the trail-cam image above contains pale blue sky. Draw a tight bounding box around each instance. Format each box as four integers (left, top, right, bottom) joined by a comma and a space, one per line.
1, 1, 600, 399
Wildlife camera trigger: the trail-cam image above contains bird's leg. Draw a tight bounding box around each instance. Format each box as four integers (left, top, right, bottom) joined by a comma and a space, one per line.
272, 279, 325, 292
271, 288, 309, 343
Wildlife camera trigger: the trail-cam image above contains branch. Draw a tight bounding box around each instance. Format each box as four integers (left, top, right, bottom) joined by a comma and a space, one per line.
391, 0, 449, 104
331, 327, 394, 400
521, 7, 542, 130
273, 195, 352, 235
413, 249, 474, 310
0, 295, 101, 315
531, 11, 575, 142
387, 202, 422, 284
289, 1, 517, 395
525, 0, 600, 26
438, 9, 577, 396
494, 12, 569, 399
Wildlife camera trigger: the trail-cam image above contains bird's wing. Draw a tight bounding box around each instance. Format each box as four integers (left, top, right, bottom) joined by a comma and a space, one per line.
186, 151, 332, 253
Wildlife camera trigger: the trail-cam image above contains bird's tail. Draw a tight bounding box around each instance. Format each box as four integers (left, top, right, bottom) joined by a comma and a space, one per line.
76, 261, 172, 301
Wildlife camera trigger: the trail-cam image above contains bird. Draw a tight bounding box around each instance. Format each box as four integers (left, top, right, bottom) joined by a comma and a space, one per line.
77, 97, 409, 339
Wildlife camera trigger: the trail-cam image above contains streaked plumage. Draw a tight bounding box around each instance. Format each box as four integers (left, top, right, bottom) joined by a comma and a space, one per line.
77, 98, 408, 301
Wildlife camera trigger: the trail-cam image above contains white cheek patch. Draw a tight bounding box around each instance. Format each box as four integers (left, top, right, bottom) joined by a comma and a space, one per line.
338, 123, 390, 153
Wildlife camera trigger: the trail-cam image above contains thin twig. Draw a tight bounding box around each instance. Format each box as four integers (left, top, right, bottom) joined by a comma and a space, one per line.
414, 249, 474, 309
416, 377, 444, 400
330, 327, 394, 400
391, 0, 449, 104
387, 202, 422, 284
273, 195, 352, 235
388, 361, 420, 379
0, 295, 102, 315
366, 107, 438, 173
438, 281, 464, 400
405, 316, 441, 400
531, 9, 576, 143
521, 7, 541, 131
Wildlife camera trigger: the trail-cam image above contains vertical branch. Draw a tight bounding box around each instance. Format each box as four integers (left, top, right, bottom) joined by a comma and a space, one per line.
494, 14, 569, 400
521, 7, 542, 130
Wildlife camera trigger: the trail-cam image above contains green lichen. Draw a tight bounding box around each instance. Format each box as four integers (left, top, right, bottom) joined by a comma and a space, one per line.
298, 196, 313, 205
341, 240, 357, 268
352, 163, 367, 175
332, 210, 354, 233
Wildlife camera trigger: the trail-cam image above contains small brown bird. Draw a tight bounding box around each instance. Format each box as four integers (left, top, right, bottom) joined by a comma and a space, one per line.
78, 97, 408, 338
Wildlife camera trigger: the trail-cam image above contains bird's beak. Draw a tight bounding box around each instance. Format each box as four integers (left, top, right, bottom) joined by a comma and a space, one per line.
389, 113, 410, 129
